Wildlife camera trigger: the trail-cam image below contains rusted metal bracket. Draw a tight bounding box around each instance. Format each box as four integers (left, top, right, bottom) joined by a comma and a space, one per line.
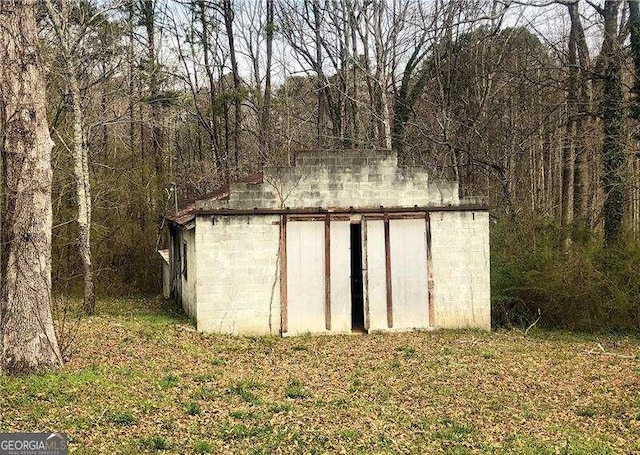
279, 215, 288, 335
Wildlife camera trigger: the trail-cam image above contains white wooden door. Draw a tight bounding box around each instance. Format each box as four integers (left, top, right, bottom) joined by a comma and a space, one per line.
389, 218, 429, 329
362, 219, 387, 331
286, 221, 326, 334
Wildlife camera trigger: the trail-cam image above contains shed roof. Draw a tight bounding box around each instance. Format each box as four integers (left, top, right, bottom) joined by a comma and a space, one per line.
165, 172, 263, 226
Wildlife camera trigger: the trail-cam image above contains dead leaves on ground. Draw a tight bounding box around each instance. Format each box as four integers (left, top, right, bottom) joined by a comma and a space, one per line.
1, 298, 639, 454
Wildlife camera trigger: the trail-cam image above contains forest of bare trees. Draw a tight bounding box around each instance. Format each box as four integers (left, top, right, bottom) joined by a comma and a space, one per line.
3, 0, 640, 358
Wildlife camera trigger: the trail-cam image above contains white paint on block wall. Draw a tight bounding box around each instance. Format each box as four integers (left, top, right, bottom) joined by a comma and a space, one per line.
429, 211, 491, 329
195, 215, 281, 335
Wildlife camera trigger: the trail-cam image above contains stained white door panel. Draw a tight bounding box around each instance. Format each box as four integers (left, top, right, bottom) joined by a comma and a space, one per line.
286, 221, 326, 334
389, 219, 429, 329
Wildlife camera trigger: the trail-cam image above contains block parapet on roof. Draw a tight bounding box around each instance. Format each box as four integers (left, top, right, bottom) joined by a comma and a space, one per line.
166, 150, 464, 225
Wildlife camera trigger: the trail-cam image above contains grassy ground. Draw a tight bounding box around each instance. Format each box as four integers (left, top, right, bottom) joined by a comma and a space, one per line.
1, 298, 639, 454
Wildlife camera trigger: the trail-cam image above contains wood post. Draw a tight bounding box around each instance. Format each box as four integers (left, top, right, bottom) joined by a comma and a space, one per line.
362, 217, 370, 331
425, 212, 435, 327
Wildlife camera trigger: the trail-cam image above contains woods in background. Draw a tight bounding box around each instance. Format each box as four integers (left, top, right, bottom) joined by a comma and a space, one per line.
28, 1, 640, 309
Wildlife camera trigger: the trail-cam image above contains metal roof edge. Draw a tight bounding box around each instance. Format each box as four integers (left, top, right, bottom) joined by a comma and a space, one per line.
194, 204, 489, 216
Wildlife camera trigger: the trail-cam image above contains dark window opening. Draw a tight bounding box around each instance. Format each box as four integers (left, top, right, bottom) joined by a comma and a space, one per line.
183, 241, 188, 280
350, 223, 365, 332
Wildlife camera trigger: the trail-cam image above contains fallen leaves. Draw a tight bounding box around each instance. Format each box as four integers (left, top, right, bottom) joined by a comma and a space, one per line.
0, 297, 638, 453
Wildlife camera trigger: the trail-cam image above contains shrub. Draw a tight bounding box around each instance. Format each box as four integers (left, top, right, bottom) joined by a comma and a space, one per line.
108, 411, 137, 426
194, 440, 213, 453
139, 434, 169, 450
226, 380, 261, 405
491, 219, 640, 332
159, 374, 179, 388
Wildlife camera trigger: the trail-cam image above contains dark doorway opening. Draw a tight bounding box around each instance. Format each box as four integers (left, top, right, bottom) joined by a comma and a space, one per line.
350, 223, 365, 332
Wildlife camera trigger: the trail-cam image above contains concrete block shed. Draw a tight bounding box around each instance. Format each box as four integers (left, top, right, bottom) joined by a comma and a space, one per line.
160, 150, 490, 336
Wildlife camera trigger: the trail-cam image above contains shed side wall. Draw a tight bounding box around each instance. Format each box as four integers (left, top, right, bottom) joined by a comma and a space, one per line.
181, 228, 197, 320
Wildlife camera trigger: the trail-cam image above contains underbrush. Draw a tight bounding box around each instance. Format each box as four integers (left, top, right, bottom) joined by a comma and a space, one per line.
491, 219, 640, 332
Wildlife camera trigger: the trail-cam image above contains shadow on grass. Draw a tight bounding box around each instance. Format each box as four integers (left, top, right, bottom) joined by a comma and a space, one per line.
53, 295, 189, 326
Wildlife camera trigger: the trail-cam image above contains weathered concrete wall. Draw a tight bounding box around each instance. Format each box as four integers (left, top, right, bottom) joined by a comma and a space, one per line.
430, 211, 491, 329
192, 210, 490, 334
196, 150, 458, 211
185, 150, 489, 335
193, 216, 355, 336
195, 215, 281, 335
181, 228, 197, 320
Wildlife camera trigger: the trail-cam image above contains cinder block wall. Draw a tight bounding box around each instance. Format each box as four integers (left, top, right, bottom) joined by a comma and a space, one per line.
430, 211, 491, 329
195, 215, 281, 335
197, 150, 459, 211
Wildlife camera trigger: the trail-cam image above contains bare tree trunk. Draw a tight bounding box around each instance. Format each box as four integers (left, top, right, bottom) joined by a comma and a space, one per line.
313, 0, 324, 149
223, 0, 242, 165
195, 0, 223, 169
347, 0, 360, 145
629, 0, 640, 237
569, 3, 592, 229
601, 1, 625, 246
373, 1, 392, 150
140, 0, 163, 180
69, 73, 95, 315
261, 0, 274, 164
100, 61, 109, 156
0, 0, 63, 374
561, 17, 578, 245
45, 0, 95, 315
128, 3, 136, 154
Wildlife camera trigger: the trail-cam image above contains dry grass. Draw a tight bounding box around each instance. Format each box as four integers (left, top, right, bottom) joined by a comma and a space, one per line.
1, 297, 640, 454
